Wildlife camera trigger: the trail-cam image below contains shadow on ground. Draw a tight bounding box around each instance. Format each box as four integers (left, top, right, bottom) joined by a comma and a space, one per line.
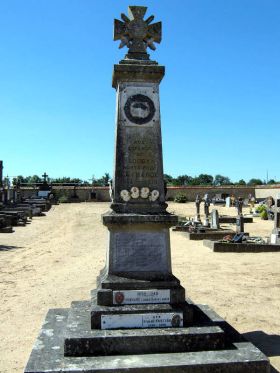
0, 245, 22, 252
243, 331, 280, 373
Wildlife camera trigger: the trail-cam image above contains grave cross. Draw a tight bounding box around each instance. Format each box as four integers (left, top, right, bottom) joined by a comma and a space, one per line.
42, 172, 48, 183
114, 6, 162, 59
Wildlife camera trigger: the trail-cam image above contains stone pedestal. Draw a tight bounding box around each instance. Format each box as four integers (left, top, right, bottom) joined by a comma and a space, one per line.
24, 6, 270, 373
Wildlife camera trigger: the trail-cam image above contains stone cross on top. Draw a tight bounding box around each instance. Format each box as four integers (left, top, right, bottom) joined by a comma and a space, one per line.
114, 6, 162, 60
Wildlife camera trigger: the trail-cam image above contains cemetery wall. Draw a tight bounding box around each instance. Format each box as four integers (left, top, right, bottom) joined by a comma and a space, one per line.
165, 186, 255, 201
19, 185, 255, 202
255, 185, 280, 199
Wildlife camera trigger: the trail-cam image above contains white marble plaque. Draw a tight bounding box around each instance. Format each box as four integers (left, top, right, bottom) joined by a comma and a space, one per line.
113, 289, 170, 305
38, 191, 49, 198
101, 312, 183, 330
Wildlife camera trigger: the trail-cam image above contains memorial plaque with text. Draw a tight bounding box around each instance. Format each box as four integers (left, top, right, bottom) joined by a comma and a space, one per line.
113, 289, 170, 305
101, 312, 183, 329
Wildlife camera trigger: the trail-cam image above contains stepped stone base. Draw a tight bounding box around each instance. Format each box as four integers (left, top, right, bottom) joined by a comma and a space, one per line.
219, 216, 253, 223
0, 226, 13, 233
24, 300, 270, 372
204, 240, 280, 252
173, 228, 235, 241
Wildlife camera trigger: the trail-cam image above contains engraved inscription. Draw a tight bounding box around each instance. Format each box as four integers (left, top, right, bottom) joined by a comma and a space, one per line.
113, 289, 170, 305
113, 232, 167, 272
101, 312, 183, 329
120, 136, 158, 184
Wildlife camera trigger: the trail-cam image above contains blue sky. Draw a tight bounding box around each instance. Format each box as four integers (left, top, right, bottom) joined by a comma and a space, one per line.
0, 0, 279, 182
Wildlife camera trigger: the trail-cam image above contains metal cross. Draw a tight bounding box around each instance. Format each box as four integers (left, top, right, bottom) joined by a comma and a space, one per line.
42, 172, 48, 182
114, 6, 162, 60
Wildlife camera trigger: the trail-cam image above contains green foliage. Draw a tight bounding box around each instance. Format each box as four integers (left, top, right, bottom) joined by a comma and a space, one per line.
58, 195, 69, 203
164, 174, 174, 185
214, 174, 232, 186
237, 179, 246, 185
174, 193, 187, 203
256, 204, 268, 219
248, 178, 263, 185
260, 209, 268, 220
256, 205, 266, 213
192, 174, 213, 185
51, 177, 83, 184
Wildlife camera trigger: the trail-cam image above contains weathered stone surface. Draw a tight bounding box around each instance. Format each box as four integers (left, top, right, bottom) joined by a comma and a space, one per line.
102, 214, 177, 281
173, 229, 235, 241
204, 239, 280, 252
103, 212, 178, 225
64, 300, 224, 356
24, 305, 270, 373
219, 216, 253, 224
113, 6, 162, 61
111, 68, 167, 215
96, 271, 182, 290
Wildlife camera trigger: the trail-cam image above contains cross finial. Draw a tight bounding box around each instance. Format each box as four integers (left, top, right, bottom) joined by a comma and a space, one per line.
114, 6, 162, 60
42, 172, 48, 183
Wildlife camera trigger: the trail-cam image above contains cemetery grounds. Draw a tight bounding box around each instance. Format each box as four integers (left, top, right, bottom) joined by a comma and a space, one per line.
0, 202, 279, 373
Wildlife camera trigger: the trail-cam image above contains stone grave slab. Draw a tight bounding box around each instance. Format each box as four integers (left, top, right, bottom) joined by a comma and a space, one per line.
203, 239, 280, 252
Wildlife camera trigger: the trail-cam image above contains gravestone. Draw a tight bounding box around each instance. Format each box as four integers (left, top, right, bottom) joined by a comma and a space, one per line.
236, 214, 245, 234
225, 196, 231, 207
203, 193, 210, 227
194, 194, 201, 222
271, 193, 280, 244
24, 6, 269, 373
210, 209, 220, 229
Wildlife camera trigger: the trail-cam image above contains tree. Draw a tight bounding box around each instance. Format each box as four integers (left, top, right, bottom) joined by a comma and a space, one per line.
214, 174, 232, 186
267, 179, 276, 184
237, 179, 246, 185
173, 175, 193, 186
164, 174, 174, 184
98, 173, 111, 186
247, 178, 263, 185
195, 174, 213, 185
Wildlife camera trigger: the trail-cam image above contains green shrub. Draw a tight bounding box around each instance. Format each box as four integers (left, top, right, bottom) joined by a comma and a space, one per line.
260, 210, 268, 220
256, 205, 267, 213
174, 194, 187, 203
58, 195, 69, 203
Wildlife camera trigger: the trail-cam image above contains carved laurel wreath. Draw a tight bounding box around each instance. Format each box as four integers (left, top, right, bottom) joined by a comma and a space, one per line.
120, 187, 159, 202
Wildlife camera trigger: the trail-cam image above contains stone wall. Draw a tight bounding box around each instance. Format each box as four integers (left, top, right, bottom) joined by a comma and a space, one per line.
165, 186, 255, 201
18, 185, 255, 202
255, 185, 280, 199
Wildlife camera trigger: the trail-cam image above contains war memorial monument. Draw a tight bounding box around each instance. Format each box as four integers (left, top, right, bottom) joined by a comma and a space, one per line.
25, 6, 270, 372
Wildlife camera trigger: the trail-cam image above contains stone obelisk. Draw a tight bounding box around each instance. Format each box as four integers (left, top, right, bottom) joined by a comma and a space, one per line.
24, 6, 270, 372
101, 6, 179, 284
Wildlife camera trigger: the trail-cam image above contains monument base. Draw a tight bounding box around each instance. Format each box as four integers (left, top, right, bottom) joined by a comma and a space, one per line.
204, 239, 280, 252
172, 227, 235, 240
0, 226, 13, 233
219, 215, 253, 224
24, 299, 270, 373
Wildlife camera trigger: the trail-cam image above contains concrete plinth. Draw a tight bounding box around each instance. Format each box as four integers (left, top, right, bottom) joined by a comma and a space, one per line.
172, 227, 235, 240
204, 239, 280, 252
24, 300, 270, 373
219, 216, 253, 224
